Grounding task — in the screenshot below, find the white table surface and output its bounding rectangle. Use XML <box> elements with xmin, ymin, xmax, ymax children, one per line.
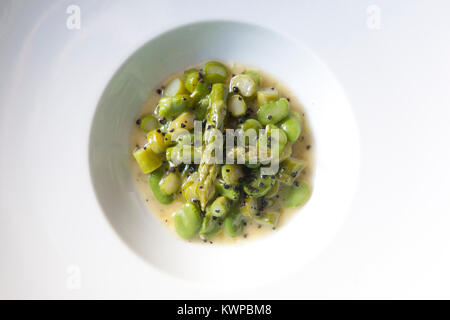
<box><xmin>1</xmin><ymin>0</ymin><xmax>450</xmax><ymax>299</ymax></box>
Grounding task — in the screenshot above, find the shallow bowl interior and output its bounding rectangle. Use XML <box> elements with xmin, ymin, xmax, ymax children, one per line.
<box><xmin>89</xmin><ymin>20</ymin><xmax>360</xmax><ymax>284</ymax></box>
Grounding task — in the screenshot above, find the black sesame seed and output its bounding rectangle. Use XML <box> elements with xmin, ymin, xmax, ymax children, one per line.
<box><xmin>232</xmin><ymin>86</ymin><xmax>239</xmax><ymax>93</ymax></box>
<box><xmin>136</xmin><ymin>119</ymin><xmax>141</xmax><ymax>125</ymax></box>
<box><xmin>238</xmin><ymin>96</ymin><xmax>242</xmax><ymax>101</ymax></box>
<box><xmin>181</xmin><ymin>123</ymin><xmax>186</xmax><ymax>128</ymax></box>
<box><xmin>156</xmin><ymin>89</ymin><xmax>162</xmax><ymax>94</ymax></box>
<box><xmin>306</xmin><ymin>145</ymin><xmax>311</xmax><ymax>150</ymax></box>
<box><xmin>267</xmin><ymin>115</ymin><xmax>273</xmax><ymax>120</ymax></box>
<box><xmin>226</xmin><ymin>169</ymin><xmax>230</xmax><ymax>172</ymax></box>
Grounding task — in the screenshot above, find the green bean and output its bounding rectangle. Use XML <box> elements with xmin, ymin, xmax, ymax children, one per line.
<box><xmin>159</xmin><ymin>172</ymin><xmax>182</xmax><ymax>195</ymax></box>
<box><xmin>174</xmin><ymin>201</ymin><xmax>202</xmax><ymax>239</ymax></box>
<box><xmin>244</xmin><ymin>70</ymin><xmax>262</xmax><ymax>87</ymax></box>
<box><xmin>229</xmin><ymin>74</ymin><xmax>257</xmax><ymax>97</ymax></box>
<box><xmin>283</xmin><ymin>180</ymin><xmax>311</xmax><ymax>208</ymax></box>
<box><xmin>158</xmin><ymin>95</ymin><xmax>191</xmax><ymax>119</ymax></box>
<box><xmin>168</xmin><ymin>112</ymin><xmax>195</xmax><ymax>131</ymax></box>
<box><xmin>257</xmin><ymin>211</ymin><xmax>280</xmax><ymax>228</ymax></box>
<box><xmin>276</xmin><ymin>158</ymin><xmax>307</xmax><ymax>185</ymax></box>
<box><xmin>138</xmin><ymin>115</ymin><xmax>159</xmax><ymax>133</ymax></box>
<box><xmin>184</xmin><ymin>68</ymin><xmax>201</xmax><ymax>93</ymax></box>
<box><xmin>257</xmin><ymin>87</ymin><xmax>278</xmax><ymax>106</ymax></box>
<box><xmin>243</xmin><ymin>172</ymin><xmax>273</xmax><ymax>198</ymax></box>
<box><xmin>146</xmin><ymin>129</ymin><xmax>167</xmax><ymax>154</ymax></box>
<box><xmin>221</xmin><ymin>164</ymin><xmax>244</xmax><ymax>185</ymax></box>
<box><xmin>238</xmin><ymin>118</ymin><xmax>263</xmax><ymax>132</ymax></box>
<box><xmin>148</xmin><ymin>168</ymin><xmax>174</xmax><ymax>204</ymax></box>
<box><xmin>240</xmin><ymin>196</ymin><xmax>258</xmax><ymax>218</ymax></box>
<box><xmin>133</xmin><ymin>146</ymin><xmax>162</xmax><ymax>174</ymax></box>
<box><xmin>224</xmin><ymin>207</ymin><xmax>244</xmax><ymax>237</ymax></box>
<box><xmin>164</xmin><ymin>78</ymin><xmax>187</xmax><ymax>96</ymax></box>
<box><xmin>227</xmin><ymin>94</ymin><xmax>247</xmax><ymax>117</ymax></box>
<box><xmin>257</xmin><ymin>98</ymin><xmax>289</xmax><ymax>125</ymax></box>
<box><xmin>215</xmin><ymin>180</ymin><xmax>239</xmax><ymax>201</ymax></box>
<box><xmin>204</xmin><ymin>61</ymin><xmax>228</xmax><ymax>83</ymax></box>
<box><xmin>190</xmin><ymin>81</ymin><xmax>211</xmax><ymax>105</ymax></box>
<box><xmin>210</xmin><ymin>196</ymin><xmax>231</xmax><ymax>218</ymax></box>
<box><xmin>199</xmin><ymin>209</ymin><xmax>222</xmax><ymax>239</ymax></box>
<box><xmin>279</xmin><ymin>112</ymin><xmax>302</xmax><ymax>142</ymax></box>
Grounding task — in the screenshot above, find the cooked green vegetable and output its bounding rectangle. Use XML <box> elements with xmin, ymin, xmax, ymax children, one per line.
<box><xmin>283</xmin><ymin>180</ymin><xmax>311</xmax><ymax>208</ymax></box>
<box><xmin>221</xmin><ymin>164</ymin><xmax>243</xmax><ymax>185</ymax></box>
<box><xmin>133</xmin><ymin>147</ymin><xmax>162</xmax><ymax>174</ymax></box>
<box><xmin>279</xmin><ymin>113</ymin><xmax>302</xmax><ymax>142</ymax></box>
<box><xmin>148</xmin><ymin>168</ymin><xmax>173</xmax><ymax>204</ymax></box>
<box><xmin>199</xmin><ymin>210</ymin><xmax>222</xmax><ymax>239</ymax></box>
<box><xmin>224</xmin><ymin>207</ymin><xmax>244</xmax><ymax>237</ymax></box>
<box><xmin>215</xmin><ymin>180</ymin><xmax>240</xmax><ymax>201</ymax></box>
<box><xmin>147</xmin><ymin>129</ymin><xmax>167</xmax><ymax>154</ymax></box>
<box><xmin>197</xmin><ymin>83</ymin><xmax>227</xmax><ymax>210</ymax></box>
<box><xmin>168</xmin><ymin>112</ymin><xmax>195</xmax><ymax>131</ymax></box>
<box><xmin>276</xmin><ymin>158</ymin><xmax>307</xmax><ymax>185</ymax></box>
<box><xmin>244</xmin><ymin>70</ymin><xmax>262</xmax><ymax>87</ymax></box>
<box><xmin>164</xmin><ymin>78</ymin><xmax>187</xmax><ymax>96</ymax></box>
<box><xmin>204</xmin><ymin>61</ymin><xmax>228</xmax><ymax>83</ymax></box>
<box><xmin>257</xmin><ymin>87</ymin><xmax>278</xmax><ymax>106</ymax></box>
<box><xmin>210</xmin><ymin>196</ymin><xmax>231</xmax><ymax>218</ymax></box>
<box><xmin>138</xmin><ymin>115</ymin><xmax>159</xmax><ymax>133</ymax></box>
<box><xmin>243</xmin><ymin>172</ymin><xmax>273</xmax><ymax>198</ymax></box>
<box><xmin>257</xmin><ymin>211</ymin><xmax>280</xmax><ymax>228</ymax></box>
<box><xmin>239</xmin><ymin>118</ymin><xmax>263</xmax><ymax>132</ymax></box>
<box><xmin>184</xmin><ymin>68</ymin><xmax>201</xmax><ymax>93</ymax></box>
<box><xmin>240</xmin><ymin>196</ymin><xmax>258</xmax><ymax>218</ymax></box>
<box><xmin>229</xmin><ymin>74</ymin><xmax>257</xmax><ymax>97</ymax></box>
<box><xmin>174</xmin><ymin>201</ymin><xmax>202</xmax><ymax>239</ymax></box>
<box><xmin>228</xmin><ymin>94</ymin><xmax>247</xmax><ymax>117</ymax></box>
<box><xmin>132</xmin><ymin>62</ymin><xmax>312</xmax><ymax>242</ymax></box>
<box><xmin>190</xmin><ymin>81</ymin><xmax>210</xmax><ymax>105</ymax></box>
<box><xmin>159</xmin><ymin>172</ymin><xmax>181</xmax><ymax>195</ymax></box>
<box><xmin>257</xmin><ymin>98</ymin><xmax>289</xmax><ymax>125</ymax></box>
<box><xmin>158</xmin><ymin>95</ymin><xmax>191</xmax><ymax>118</ymax></box>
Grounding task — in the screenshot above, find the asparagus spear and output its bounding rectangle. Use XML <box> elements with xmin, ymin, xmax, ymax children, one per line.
<box><xmin>197</xmin><ymin>83</ymin><xmax>228</xmax><ymax>210</ymax></box>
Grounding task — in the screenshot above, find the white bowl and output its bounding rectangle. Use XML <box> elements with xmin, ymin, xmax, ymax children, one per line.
<box><xmin>89</xmin><ymin>20</ymin><xmax>360</xmax><ymax>285</ymax></box>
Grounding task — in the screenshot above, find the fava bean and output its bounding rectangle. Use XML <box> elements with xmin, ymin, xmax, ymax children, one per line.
<box><xmin>244</xmin><ymin>70</ymin><xmax>262</xmax><ymax>87</ymax></box>
<box><xmin>279</xmin><ymin>113</ymin><xmax>302</xmax><ymax>142</ymax></box>
<box><xmin>257</xmin><ymin>98</ymin><xmax>289</xmax><ymax>125</ymax></box>
<box><xmin>276</xmin><ymin>158</ymin><xmax>307</xmax><ymax>185</ymax></box>
<box><xmin>283</xmin><ymin>180</ymin><xmax>311</xmax><ymax>208</ymax></box>
<box><xmin>221</xmin><ymin>164</ymin><xmax>244</xmax><ymax>185</ymax></box>
<box><xmin>238</xmin><ymin>118</ymin><xmax>263</xmax><ymax>132</ymax></box>
<box><xmin>210</xmin><ymin>196</ymin><xmax>231</xmax><ymax>218</ymax></box>
<box><xmin>257</xmin><ymin>87</ymin><xmax>278</xmax><ymax>106</ymax></box>
<box><xmin>224</xmin><ymin>207</ymin><xmax>244</xmax><ymax>237</ymax></box>
<box><xmin>148</xmin><ymin>168</ymin><xmax>173</xmax><ymax>204</ymax></box>
<box><xmin>159</xmin><ymin>172</ymin><xmax>181</xmax><ymax>195</ymax></box>
<box><xmin>227</xmin><ymin>94</ymin><xmax>247</xmax><ymax>117</ymax></box>
<box><xmin>215</xmin><ymin>180</ymin><xmax>240</xmax><ymax>201</ymax></box>
<box><xmin>174</xmin><ymin>201</ymin><xmax>202</xmax><ymax>239</ymax></box>
<box><xmin>229</xmin><ymin>74</ymin><xmax>257</xmax><ymax>97</ymax></box>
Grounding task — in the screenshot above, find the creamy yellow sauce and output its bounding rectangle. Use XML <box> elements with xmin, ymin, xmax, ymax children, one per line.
<box><xmin>130</xmin><ymin>62</ymin><xmax>315</xmax><ymax>244</ymax></box>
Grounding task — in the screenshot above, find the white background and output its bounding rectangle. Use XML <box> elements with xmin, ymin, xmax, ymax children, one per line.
<box><xmin>1</xmin><ymin>0</ymin><xmax>450</xmax><ymax>299</ymax></box>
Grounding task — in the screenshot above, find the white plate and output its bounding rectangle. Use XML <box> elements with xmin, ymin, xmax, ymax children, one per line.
<box><xmin>1</xmin><ymin>0</ymin><xmax>450</xmax><ymax>299</ymax></box>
